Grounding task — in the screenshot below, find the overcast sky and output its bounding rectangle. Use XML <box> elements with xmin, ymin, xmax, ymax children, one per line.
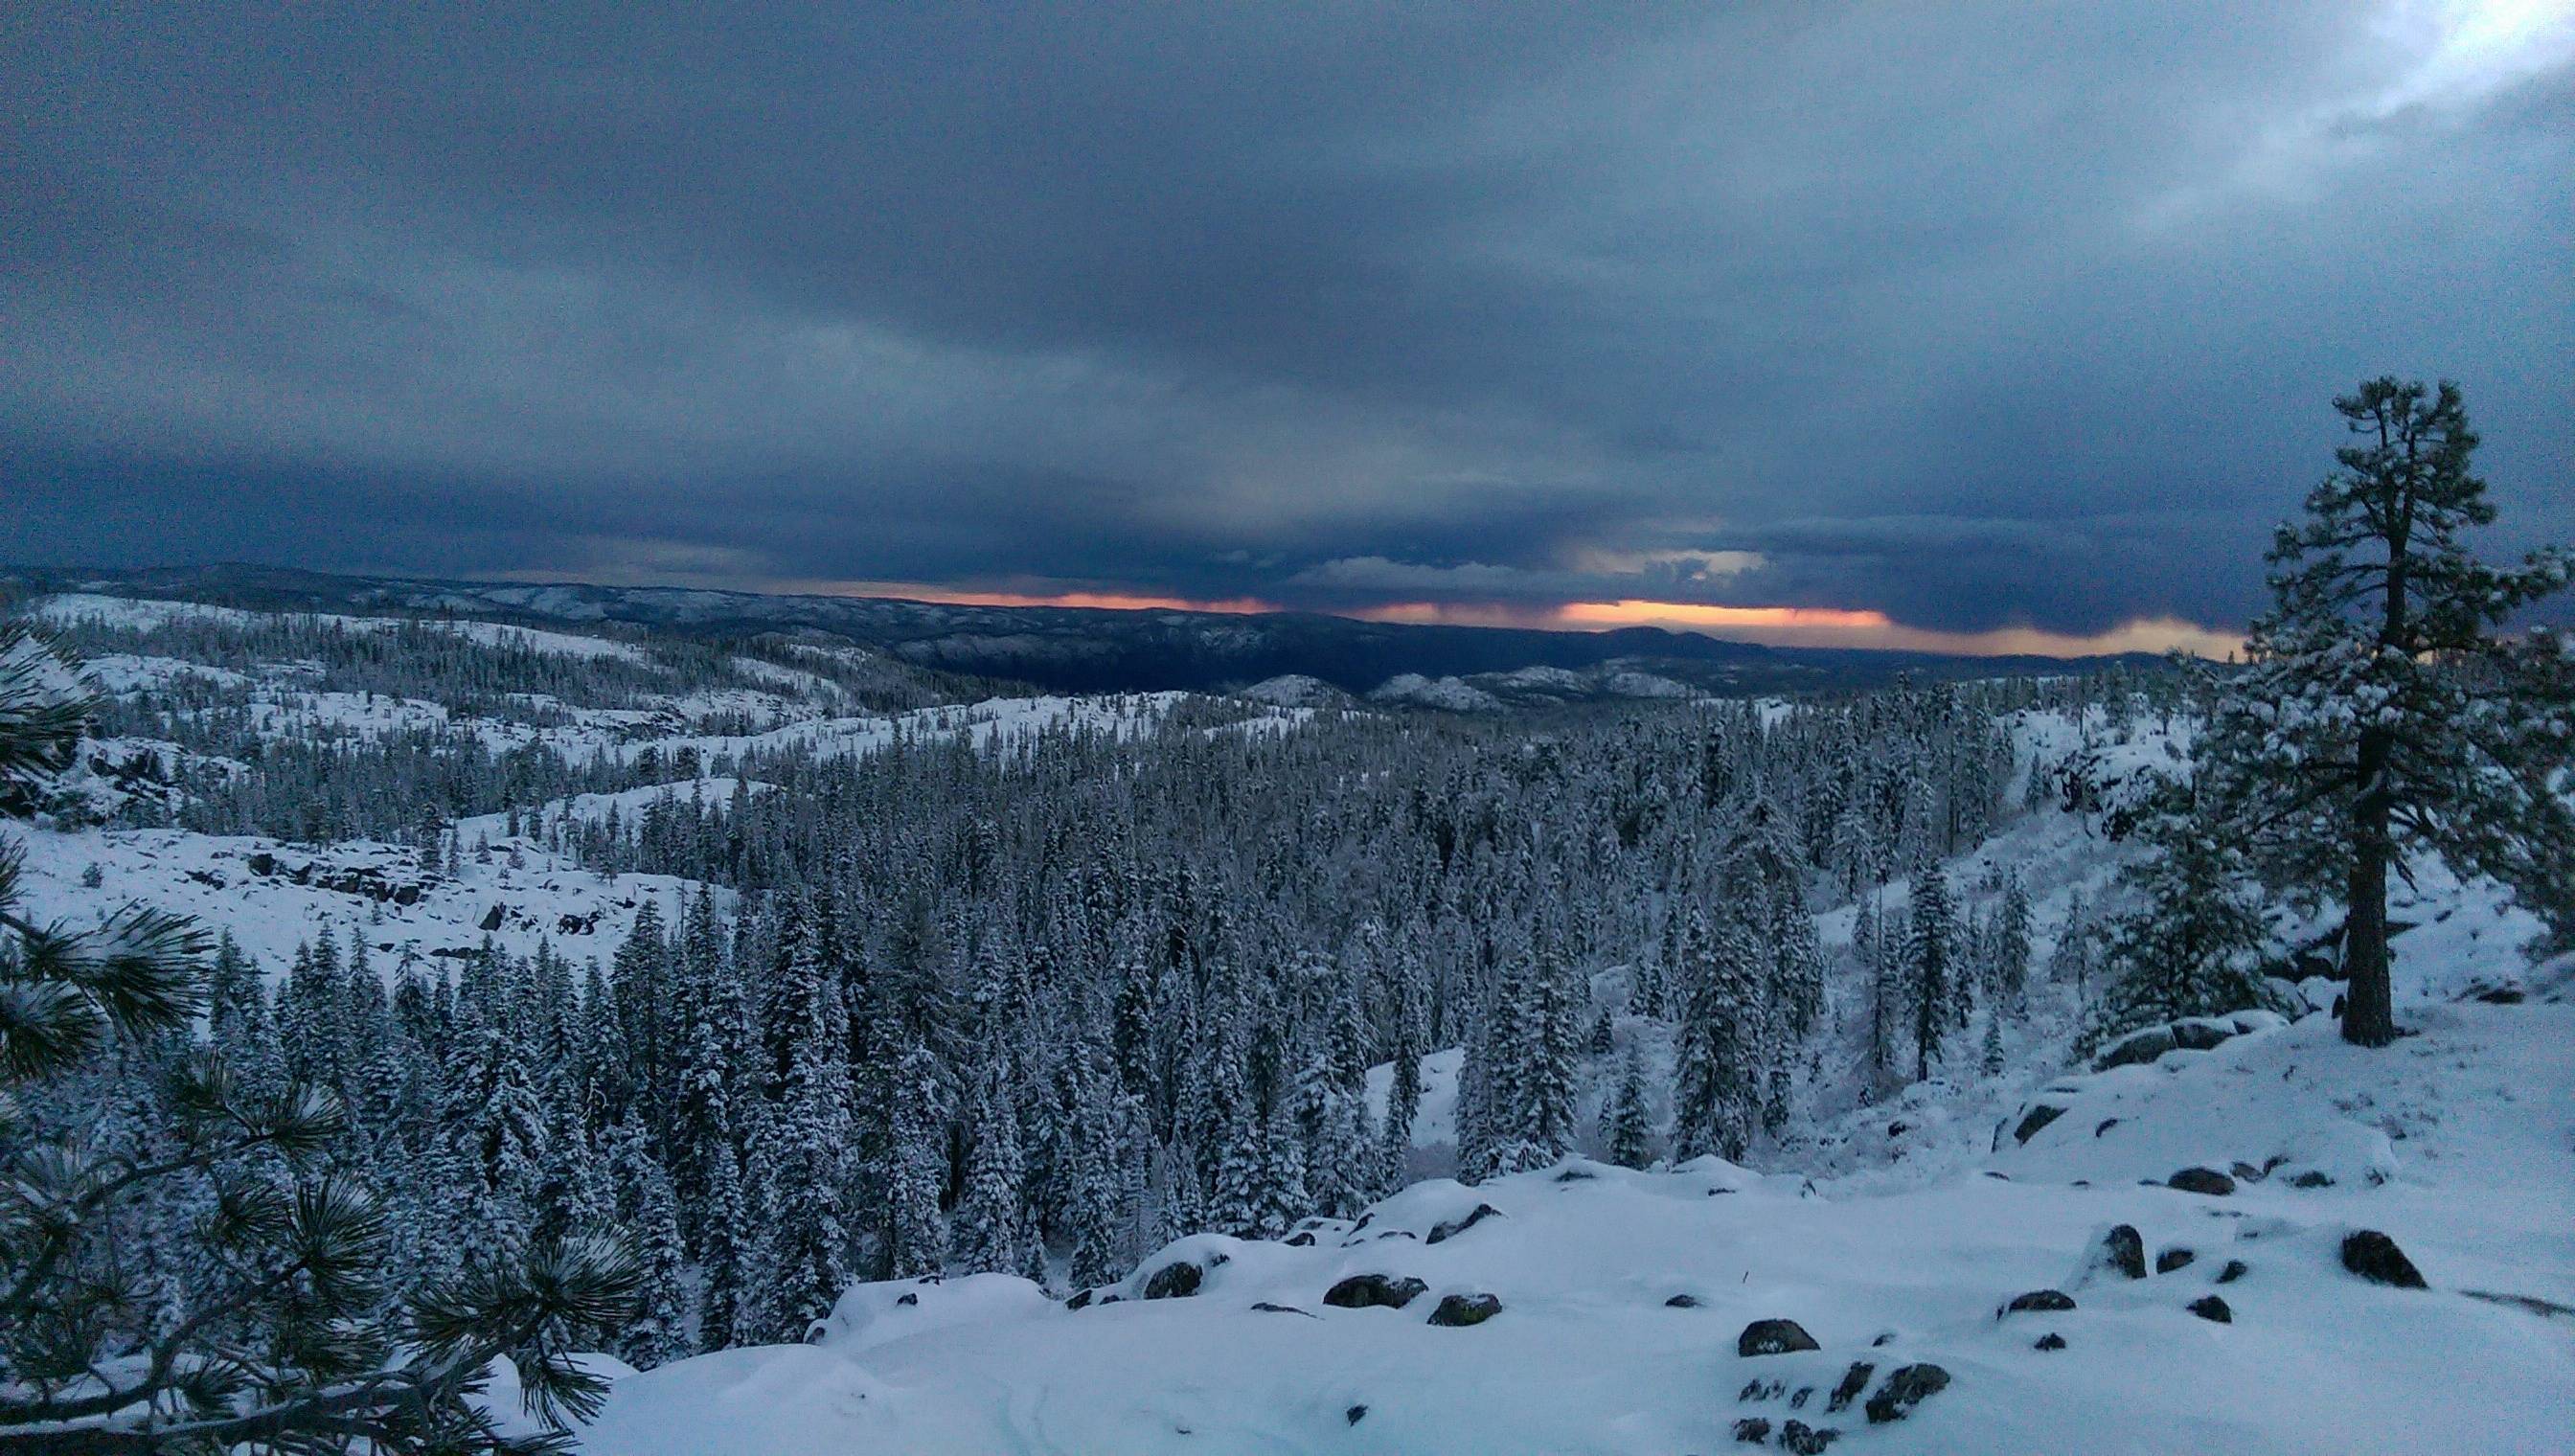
<box><xmin>6</xmin><ymin>1</ymin><xmax>2568</xmax><ymax>651</ymax></box>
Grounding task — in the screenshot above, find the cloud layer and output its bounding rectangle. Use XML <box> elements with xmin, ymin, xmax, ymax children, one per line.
<box><xmin>6</xmin><ymin>2</ymin><xmax>2568</xmax><ymax>648</ymax></box>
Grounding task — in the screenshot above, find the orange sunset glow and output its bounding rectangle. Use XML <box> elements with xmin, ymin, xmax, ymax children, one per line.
<box><xmin>778</xmin><ymin>581</ymin><xmax>2238</xmax><ymax>658</ymax></box>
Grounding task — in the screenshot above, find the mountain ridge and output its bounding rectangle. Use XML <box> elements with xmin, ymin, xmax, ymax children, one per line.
<box><xmin>2</xmin><ymin>562</ymin><xmax>2171</xmax><ymax>700</ymax></box>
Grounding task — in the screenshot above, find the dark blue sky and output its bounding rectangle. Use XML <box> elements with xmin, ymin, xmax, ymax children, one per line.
<box><xmin>6</xmin><ymin>2</ymin><xmax>2568</xmax><ymax>650</ymax></box>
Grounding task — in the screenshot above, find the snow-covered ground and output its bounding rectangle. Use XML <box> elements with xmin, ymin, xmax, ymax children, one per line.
<box><xmin>567</xmin><ymin>703</ymin><xmax>2575</xmax><ymax>1454</ymax></box>
<box><xmin>8</xmin><ymin>826</ymin><xmax>721</xmax><ymax>974</ymax></box>
<box><xmin>580</xmin><ymin>997</ymin><xmax>2573</xmax><ymax>1454</ymax></box>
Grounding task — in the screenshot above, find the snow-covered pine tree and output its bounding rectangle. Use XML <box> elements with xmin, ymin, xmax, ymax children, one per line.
<box><xmin>1991</xmin><ymin>872</ymin><xmax>2033</xmax><ymax>1007</ymax></box>
<box><xmin>1673</xmin><ymin>921</ymin><xmax>1761</xmax><ymax>1162</ymax></box>
<box><xmin>887</xmin><ymin>1039</ymin><xmax>950</xmax><ymax>1278</ymax></box>
<box><xmin>1901</xmin><ymin>854</ymin><xmax>1960</xmax><ymax>1080</ymax></box>
<box><xmin>1602</xmin><ymin>1043</ymin><xmax>1656</xmax><ymax>1169</ymax></box>
<box><xmin>0</xmin><ymin>623</ymin><xmax>639</xmax><ymax>1449</ymax></box>
<box><xmin>740</xmin><ymin>964</ymin><xmax>855</xmax><ymax>1344</ymax></box>
<box><xmin>2082</xmin><ymin>786</ymin><xmax>2269</xmax><ymax>1053</ymax></box>
<box><xmin>951</xmin><ymin>1064</ymin><xmax>1028</xmax><ymax>1275</ymax></box>
<box><xmin>2200</xmin><ymin>378</ymin><xmax>2570</xmax><ymax>1046</ymax></box>
<box><xmin>615</xmin><ymin>1126</ymin><xmax>696</xmax><ymax>1371</ymax></box>
<box><xmin>695</xmin><ymin>1138</ymin><xmax>753</xmax><ymax>1352</ymax></box>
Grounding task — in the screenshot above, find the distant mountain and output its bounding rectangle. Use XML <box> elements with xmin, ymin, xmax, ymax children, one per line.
<box><xmin>3</xmin><ymin>563</ymin><xmax>2165</xmax><ymax>701</ymax></box>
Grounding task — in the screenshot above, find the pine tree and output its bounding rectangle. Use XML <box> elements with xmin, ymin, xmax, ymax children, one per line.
<box><xmin>695</xmin><ymin>1138</ymin><xmax>753</xmax><ymax>1351</ymax></box>
<box><xmin>617</xmin><ymin>1133</ymin><xmax>696</xmax><ymax>1371</ymax></box>
<box><xmin>1673</xmin><ymin>923</ymin><xmax>1760</xmax><ymax>1162</ymax></box>
<box><xmin>1991</xmin><ymin>873</ymin><xmax>2034</xmax><ymax>1007</ymax></box>
<box><xmin>1602</xmin><ymin>1044</ymin><xmax>1656</xmax><ymax>1169</ymax></box>
<box><xmin>2083</xmin><ymin>788</ymin><xmax>2270</xmax><ymax>1052</ymax></box>
<box><xmin>2202</xmin><ymin>378</ymin><xmax>2570</xmax><ymax>1046</ymax></box>
<box><xmin>1516</xmin><ymin>946</ymin><xmax>1583</xmax><ymax>1171</ymax></box>
<box><xmin>886</xmin><ymin>1040</ymin><xmax>949</xmax><ymax>1278</ymax></box>
<box><xmin>1902</xmin><ymin>855</ymin><xmax>1959</xmax><ymax>1081</ymax></box>
<box><xmin>0</xmin><ymin>625</ymin><xmax>638</xmax><ymax>1449</ymax></box>
<box><xmin>951</xmin><ymin>1066</ymin><xmax>1027</xmax><ymax>1275</ymax></box>
<box><xmin>741</xmin><ymin>968</ymin><xmax>856</xmax><ymax>1344</ymax></box>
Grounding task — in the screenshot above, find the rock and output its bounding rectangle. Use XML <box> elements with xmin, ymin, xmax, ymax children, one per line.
<box><xmin>1063</xmin><ymin>1289</ymin><xmax>1094</xmax><ymax>1310</ymax></box>
<box><xmin>2171</xmin><ymin>1015</ymin><xmax>2236</xmax><ymax>1051</ymax></box>
<box><xmin>2034</xmin><ymin>1332</ymin><xmax>2067</xmax><ymax>1352</ymax></box>
<box><xmin>1345</xmin><ymin>1404</ymin><xmax>1367</xmax><ymax>1426</ymax></box>
<box><xmin>1666</xmin><ymin>1293</ymin><xmax>1702</xmax><ymax>1308</ymax></box>
<box><xmin>2216</xmin><ymin>1260</ymin><xmax>2248</xmax><ymax>1285</ymax></box>
<box><xmin>1864</xmin><ymin>1364</ymin><xmax>1951</xmax><ymax>1424</ymax></box>
<box><xmin>1284</xmin><ymin>1232</ymin><xmax>1315</xmax><ymax>1247</ymax></box>
<box><xmin>1553</xmin><ymin>1166</ymin><xmax>1598</xmax><ymax>1182</ymax></box>
<box><xmin>2155</xmin><ymin>1247</ymin><xmax>2197</xmax><ymax>1274</ymax></box>
<box><xmin>2290</xmin><ymin>1170</ymin><xmax>2336</xmax><ymax>1189</ymax></box>
<box><xmin>1825</xmin><ymin>1362</ymin><xmax>1874</xmax><ymax>1414</ymax></box>
<box><xmin>2187</xmin><ymin>1295</ymin><xmax>2233</xmax><ymax>1324</ymax></box>
<box><xmin>1739</xmin><ymin>1378</ymin><xmax>1785</xmax><ymax>1402</ymax></box>
<box><xmin>1425</xmin><ymin>1203</ymin><xmax>1504</xmax><ymax>1245</ymax></box>
<box><xmin>2230</xmin><ymin>1160</ymin><xmax>2266</xmax><ymax>1184</ymax></box>
<box><xmin>2168</xmin><ymin>1168</ymin><xmax>2237</xmax><ymax>1196</ymax></box>
<box><xmin>1999</xmin><ymin>1289</ymin><xmax>2076</xmax><ymax>1317</ymax></box>
<box><xmin>1427</xmin><ymin>1292</ymin><xmax>1502</xmax><ymax>1327</ymax></box>
<box><xmin>2341</xmin><ymin>1230</ymin><xmax>2427</xmax><ymax>1289</ymax></box>
<box><xmin>1738</xmin><ymin>1318</ymin><xmax>1822</xmax><ymax>1356</ymax></box>
<box><xmin>2094</xmin><ymin>1117</ymin><xmax>2120</xmax><ymax>1137</ymax></box>
<box><xmin>1142</xmin><ymin>1260</ymin><xmax>1203</xmax><ymax>1300</ymax></box>
<box><xmin>1249</xmin><ymin>1302</ymin><xmax>1315</xmax><ymax>1317</ymax></box>
<box><xmin>2011</xmin><ymin>1103</ymin><xmax>2068</xmax><ymax>1144</ymax></box>
<box><xmin>1323</xmin><ymin>1273</ymin><xmax>1428</xmax><ymax>1310</ymax></box>
<box><xmin>478</xmin><ymin>903</ymin><xmax>506</xmax><ymax>932</ymax></box>
<box><xmin>2083</xmin><ymin>1224</ymin><xmax>2149</xmax><ymax>1282</ymax></box>
<box><xmin>1733</xmin><ymin>1417</ymin><xmax>1772</xmax><ymax>1444</ymax></box>
<box><xmin>1780</xmin><ymin>1419</ymin><xmax>1840</xmax><ymax>1453</ymax></box>
<box><xmin>894</xmin><ymin>1291</ymin><xmax>917</xmax><ymax>1307</ymax></box>
<box><xmin>1789</xmin><ymin>1386</ymin><xmax>1813</xmax><ymax>1409</ymax></box>
<box><xmin>1870</xmin><ymin>1331</ymin><xmax>1898</xmax><ymax>1347</ymax></box>
<box><xmin>2095</xmin><ymin>1024</ymin><xmax>2178</xmax><ymax>1070</ymax></box>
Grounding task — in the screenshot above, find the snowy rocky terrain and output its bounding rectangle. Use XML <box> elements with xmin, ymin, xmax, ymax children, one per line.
<box><xmin>562</xmin><ymin>717</ymin><xmax>2574</xmax><ymax>1454</ymax></box>
<box><xmin>583</xmin><ymin>991</ymin><xmax>2573</xmax><ymax>1454</ymax></box>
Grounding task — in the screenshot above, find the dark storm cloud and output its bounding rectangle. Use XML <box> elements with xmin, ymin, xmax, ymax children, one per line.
<box><xmin>4</xmin><ymin>1</ymin><xmax>2568</xmax><ymax>639</ymax></box>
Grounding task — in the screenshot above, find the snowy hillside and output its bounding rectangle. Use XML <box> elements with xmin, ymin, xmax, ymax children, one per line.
<box><xmin>560</xmin><ymin>702</ymin><xmax>2574</xmax><ymax>1454</ymax></box>
<box><xmin>581</xmin><ymin>995</ymin><xmax>2574</xmax><ymax>1454</ymax></box>
<box><xmin>6</xmin><ymin>593</ymin><xmax>1312</xmax><ymax>980</ymax></box>
<box><xmin>9</xmin><ymin>598</ymin><xmax>2565</xmax><ymax>1456</ymax></box>
<box><xmin>9</xmin><ymin>825</ymin><xmax>720</xmax><ymax>972</ymax></box>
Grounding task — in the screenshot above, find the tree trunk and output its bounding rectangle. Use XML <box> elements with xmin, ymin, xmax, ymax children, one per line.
<box><xmin>2341</xmin><ymin>727</ymin><xmax>2397</xmax><ymax>1048</ymax></box>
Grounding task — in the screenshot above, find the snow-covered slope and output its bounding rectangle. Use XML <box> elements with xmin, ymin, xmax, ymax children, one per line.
<box><xmin>568</xmin><ymin>703</ymin><xmax>2575</xmax><ymax>1454</ymax></box>
<box><xmin>580</xmin><ymin>997</ymin><xmax>2573</xmax><ymax>1455</ymax></box>
<box><xmin>9</xmin><ymin>826</ymin><xmax>722</xmax><ymax>972</ymax></box>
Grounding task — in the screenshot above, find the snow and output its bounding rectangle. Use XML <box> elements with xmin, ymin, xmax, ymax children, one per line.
<box><xmin>597</xmin><ymin>692</ymin><xmax>1212</xmax><ymax>768</ymax></box>
<box><xmin>1364</xmin><ymin>1046</ymin><xmax>1464</xmax><ymax>1152</ymax></box>
<box><xmin>1600</xmin><ymin>670</ymin><xmax>1693</xmax><ymax>699</ymax></box>
<box><xmin>581</xmin><ymin>998</ymin><xmax>2575</xmax><ymax>1452</ymax></box>
<box><xmin>78</xmin><ymin>653</ymin><xmax>253</xmax><ymax>693</ymax></box>
<box><xmin>569</xmin><ymin>695</ymin><xmax>2575</xmax><ymax>1455</ymax></box>
<box><xmin>33</xmin><ymin>593</ymin><xmax>649</xmax><ymax>664</ymax></box>
<box><xmin>451</xmin><ymin>779</ymin><xmax>771</xmax><ymax>845</ymax></box>
<box><xmin>5</xmin><ymin>824</ymin><xmax>723</xmax><ymax>977</ymax></box>
<box><xmin>1241</xmin><ymin>675</ymin><xmax>1350</xmax><ymax>709</ymax></box>
<box><xmin>1368</xmin><ymin>673</ymin><xmax>1501</xmax><ymax>712</ymax></box>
